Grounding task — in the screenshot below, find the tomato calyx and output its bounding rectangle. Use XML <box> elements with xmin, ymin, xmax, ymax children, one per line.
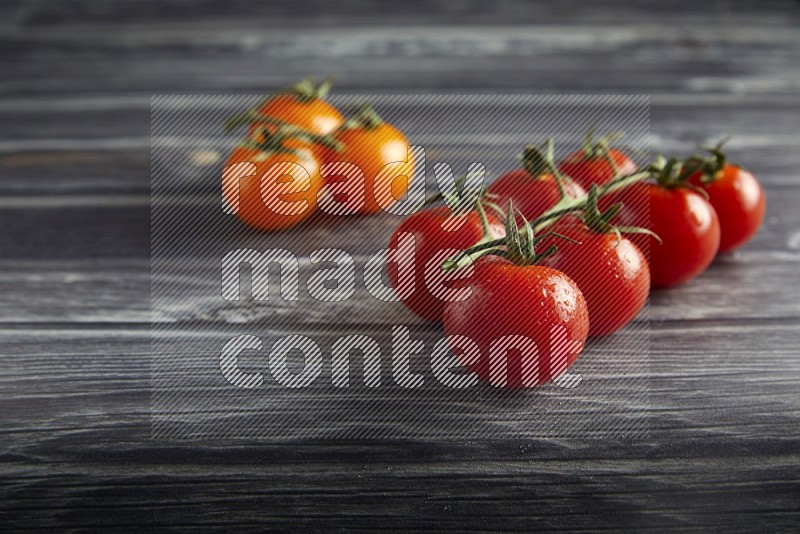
<box><xmin>520</xmin><ymin>143</ymin><xmax>552</xmax><ymax>179</ymax></box>
<box><xmin>579</xmin><ymin>185</ymin><xmax>662</xmax><ymax>245</ymax></box>
<box><xmin>224</xmin><ymin>78</ymin><xmax>336</xmax><ymax>132</ymax></box>
<box><xmin>471</xmin><ymin>198</ymin><xmax>506</xmax><ymax>247</ymax></box>
<box><xmin>280</xmin><ymin>76</ymin><xmax>334</xmax><ymax>103</ymax></box>
<box><xmin>224</xmin><ymin>112</ymin><xmax>344</xmax><ymax>154</ymax></box>
<box><xmin>580</xmin><ymin>121</ymin><xmax>625</xmax><ymax>162</ymax></box>
<box><xmin>449</xmin><ymin>198</ymin><xmax>505</xmax><ymax>249</ymax></box>
<box><xmin>502</xmin><ymin>203</ymin><xmax>574</xmax><ymax>266</ymax></box>
<box><xmin>517</xmin><ymin>138</ymin><xmax>585</xmax><ymax>217</ymax></box>
<box><xmin>520</xmin><ymin>138</ymin><xmax>567</xmax><ymax>189</ymax></box>
<box><xmin>339</xmin><ymin>102</ymin><xmax>385</xmax><ymax>131</ymax></box>
<box><xmin>442</xmin><ymin>202</ymin><xmax>579</xmax><ymax>271</ymax></box>
<box><xmin>684</xmin><ymin>137</ymin><xmax>730</xmax><ymax>184</ymax></box>
<box><xmin>232</xmin><ymin>119</ymin><xmax>342</xmax><ymax>161</ymax></box>
<box><xmin>647</xmin><ymin>155</ymin><xmax>709</xmax><ymax>200</ymax></box>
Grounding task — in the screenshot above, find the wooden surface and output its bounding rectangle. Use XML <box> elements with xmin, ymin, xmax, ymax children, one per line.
<box><xmin>2</xmin><ymin>0</ymin><xmax>800</xmax><ymax>530</ymax></box>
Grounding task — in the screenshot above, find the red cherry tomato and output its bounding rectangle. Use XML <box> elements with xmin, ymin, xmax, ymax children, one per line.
<box><xmin>608</xmin><ymin>182</ymin><xmax>721</xmax><ymax>288</ymax></box>
<box><xmin>488</xmin><ymin>169</ymin><xmax>585</xmax><ymax>222</ymax></box>
<box><xmin>542</xmin><ymin>219</ymin><xmax>650</xmax><ymax>337</ymax></box>
<box><xmin>443</xmin><ymin>256</ymin><xmax>589</xmax><ymax>388</ymax></box>
<box><xmin>487</xmin><ymin>143</ymin><xmax>586</xmax><ymax>222</ymax></box>
<box><xmin>688</xmin><ymin>164</ymin><xmax>765</xmax><ymax>253</ymax></box>
<box><xmin>388</xmin><ymin>206</ymin><xmax>504</xmax><ymax>323</ymax></box>
<box><xmin>558</xmin><ymin>147</ymin><xmax>637</xmax><ymax>189</ymax></box>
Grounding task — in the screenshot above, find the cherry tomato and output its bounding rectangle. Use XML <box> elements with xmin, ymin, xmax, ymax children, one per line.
<box><xmin>322</xmin><ymin>104</ymin><xmax>412</xmax><ymax>214</ymax></box>
<box><xmin>541</xmin><ymin>219</ymin><xmax>650</xmax><ymax>337</ymax></box>
<box><xmin>249</xmin><ymin>78</ymin><xmax>343</xmax><ymax>140</ymax></box>
<box><xmin>222</xmin><ymin>145</ymin><xmax>323</xmax><ymax>232</ymax></box>
<box><xmin>558</xmin><ymin>147</ymin><xmax>637</xmax><ymax>189</ymax></box>
<box><xmin>388</xmin><ymin>205</ymin><xmax>504</xmax><ymax>323</ymax></box>
<box><xmin>608</xmin><ymin>182</ymin><xmax>720</xmax><ymax>288</ymax></box>
<box><xmin>688</xmin><ymin>163</ymin><xmax>765</xmax><ymax>253</ymax></box>
<box><xmin>488</xmin><ymin>144</ymin><xmax>585</xmax><ymax>222</ymax></box>
<box><xmin>488</xmin><ymin>170</ymin><xmax>585</xmax><ymax>222</ymax></box>
<box><xmin>443</xmin><ymin>256</ymin><xmax>589</xmax><ymax>388</ymax></box>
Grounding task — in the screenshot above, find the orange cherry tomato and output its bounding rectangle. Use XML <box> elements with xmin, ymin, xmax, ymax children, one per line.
<box><xmin>322</xmin><ymin>104</ymin><xmax>413</xmax><ymax>215</ymax></box>
<box><xmin>222</xmin><ymin>145</ymin><xmax>323</xmax><ymax>232</ymax></box>
<box><xmin>252</xmin><ymin>93</ymin><xmax>342</xmax><ymax>137</ymax></box>
<box><xmin>237</xmin><ymin>78</ymin><xmax>344</xmax><ymax>154</ymax></box>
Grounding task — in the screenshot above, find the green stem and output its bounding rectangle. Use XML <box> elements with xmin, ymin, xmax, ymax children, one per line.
<box><xmin>227</xmin><ymin>116</ymin><xmax>344</xmax><ymax>160</ymax></box>
<box><xmin>601</xmin><ymin>148</ymin><xmax>621</xmax><ymax>176</ymax></box>
<box><xmin>475</xmin><ymin>198</ymin><xmax>493</xmax><ymax>238</ymax></box>
<box><xmin>224</xmin><ymin>111</ymin><xmax>287</xmax><ymax>132</ymax></box>
<box><xmin>527</xmin><ymin>168</ymin><xmax>649</xmax><ymax>232</ymax></box>
<box><xmin>520</xmin><ymin>138</ymin><xmax>572</xmax><ymax>201</ymax></box>
<box><xmin>341</xmin><ymin>102</ymin><xmax>384</xmax><ymax>131</ymax></box>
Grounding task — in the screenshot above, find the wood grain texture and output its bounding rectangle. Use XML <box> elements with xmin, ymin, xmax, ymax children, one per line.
<box><xmin>1</xmin><ymin>323</ymin><xmax>798</xmax><ymax>529</ymax></box>
<box><xmin>2</xmin><ymin>0</ymin><xmax>800</xmax><ymax>530</ymax></box>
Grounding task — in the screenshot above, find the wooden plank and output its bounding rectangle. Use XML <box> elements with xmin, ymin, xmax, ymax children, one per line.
<box><xmin>3</xmin><ymin>52</ymin><xmax>800</xmax><ymax>97</ymax></box>
<box><xmin>0</xmin><ymin>202</ymin><xmax>150</xmax><ymax>258</ymax></box>
<box><xmin>2</xmin><ymin>17</ymin><xmax>800</xmax><ymax>96</ymax></box>
<box><xmin>2</xmin><ymin>0</ymin><xmax>800</xmax><ymax>528</ymax></box>
<box><xmin>0</xmin><ymin>324</ymin><xmax>798</xmax><ymax>529</ymax></box>
<box><xmin>11</xmin><ymin>0</ymin><xmax>800</xmax><ymax>28</ymax></box>
<box><xmin>0</xmin><ymin>181</ymin><xmax>795</xmax><ymax>259</ymax></box>
<box><xmin>1</xmin><ymin>99</ymin><xmax>799</xmax><ymax>199</ymax></box>
<box><xmin>0</xmin><ymin>254</ymin><xmax>798</xmax><ymax>327</ymax></box>
<box><xmin>0</xmin><ymin>188</ymin><xmax>798</xmax><ymax>321</ymax></box>
<box><xmin>0</xmin><ymin>254</ymin><xmax>797</xmax><ymax>329</ymax></box>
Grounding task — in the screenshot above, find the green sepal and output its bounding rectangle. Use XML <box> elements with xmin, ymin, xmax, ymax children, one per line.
<box><xmin>577</xmin><ymin>184</ymin><xmax>663</xmax><ymax>245</ymax></box>
<box><xmin>581</xmin><ymin>118</ymin><xmax>625</xmax><ymax>160</ymax></box>
<box><xmin>340</xmin><ymin>102</ymin><xmax>384</xmax><ymax>131</ymax></box>
<box><xmin>684</xmin><ymin>137</ymin><xmax>731</xmax><ymax>184</ymax></box>
<box><xmin>280</xmin><ymin>77</ymin><xmax>334</xmax><ymax>103</ymax></box>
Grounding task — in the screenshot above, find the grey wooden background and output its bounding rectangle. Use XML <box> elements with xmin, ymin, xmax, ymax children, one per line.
<box><xmin>2</xmin><ymin>0</ymin><xmax>800</xmax><ymax>530</ymax></box>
